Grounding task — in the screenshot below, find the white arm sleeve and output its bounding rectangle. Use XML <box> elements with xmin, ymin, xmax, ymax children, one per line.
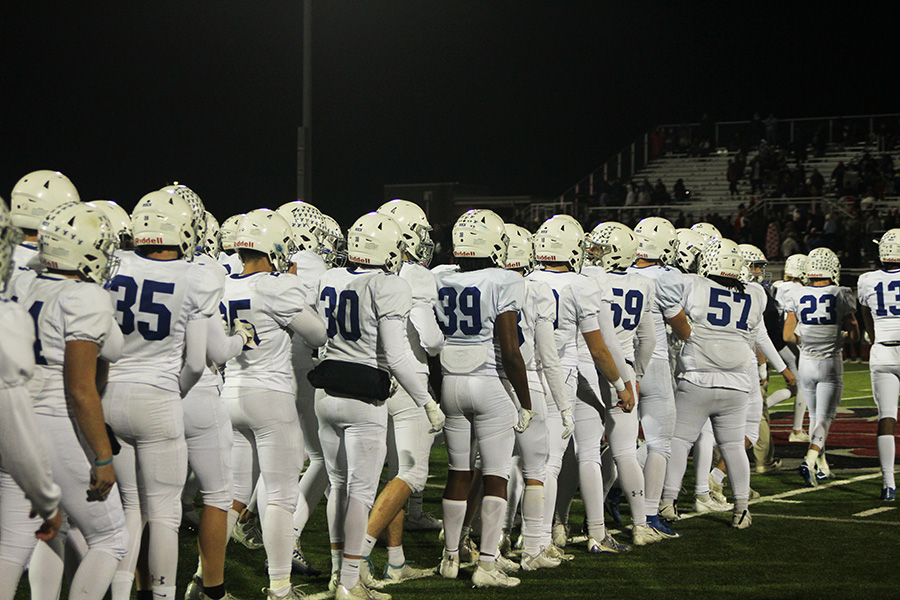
<box><xmin>534</xmin><ymin>319</ymin><xmax>570</xmax><ymax>411</ymax></box>
<box><xmin>379</xmin><ymin>318</ymin><xmax>432</xmax><ymax>407</ymax></box>
<box><xmin>756</xmin><ymin>322</ymin><xmax>787</xmax><ymax>372</ymax></box>
<box><xmin>595</xmin><ymin>301</ymin><xmax>630</xmax><ymax>382</ymax></box>
<box><xmin>288</xmin><ymin>309</ymin><xmax>328</xmax><ymax>349</ymax></box>
<box><xmin>634</xmin><ymin>313</ymin><xmax>656</xmax><ymax>379</ymax></box>
<box><xmin>99</xmin><ymin>319</ymin><xmax>124</xmax><ymax>363</ymax></box>
<box><xmin>206</xmin><ymin>316</ymin><xmax>244</xmax><ymax>365</ymax></box>
<box><xmin>409</xmin><ymin>302</ymin><xmax>444</xmax><ymax>356</ymax></box>
<box><xmin>179</xmin><ymin>317</ymin><xmax>208</xmax><ymax>397</ymax></box>
<box><xmin>0</xmin><ymin>387</ymin><xmax>61</xmax><ymax>520</ymax></box>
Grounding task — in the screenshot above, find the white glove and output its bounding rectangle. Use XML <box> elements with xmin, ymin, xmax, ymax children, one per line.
<box><xmin>233</xmin><ymin>319</ymin><xmax>258</xmax><ymax>350</ymax></box>
<box><xmin>757</xmin><ymin>363</ymin><xmax>768</xmax><ymax>382</ymax></box>
<box><xmin>514</xmin><ymin>407</ymin><xmax>535</xmax><ymax>433</ymax></box>
<box><xmin>424</xmin><ymin>400</ymin><xmax>445</xmax><ymax>433</ymax></box>
<box><xmin>560</xmin><ymin>405</ymin><xmax>574</xmax><ymax>439</ymax></box>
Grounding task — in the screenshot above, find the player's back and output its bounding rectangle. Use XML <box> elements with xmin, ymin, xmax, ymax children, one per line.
<box><xmin>586</xmin><ymin>267</ymin><xmax>655</xmax><ymax>362</ymax></box>
<box><xmin>435</xmin><ymin>266</ymin><xmax>524</xmax><ymax>376</ymax></box>
<box><xmin>0</xmin><ymin>297</ymin><xmax>35</xmax><ymax>390</ymax></box>
<box><xmin>107</xmin><ymin>251</ymin><xmax>219</xmax><ymax>393</ymax></box>
<box><xmin>528</xmin><ymin>268</ymin><xmax>600</xmax><ymax>370</ymax></box>
<box><xmin>784</xmin><ymin>284</ymin><xmax>855</xmax><ymax>359</ymax></box>
<box><xmin>217</xmin><ymin>251</ymin><xmax>243</xmax><ymax>276</ymax></box>
<box><xmin>858</xmin><ymin>268</ymin><xmax>900</xmax><ymax>344</ymax></box>
<box><xmin>626</xmin><ymin>263</ymin><xmax>684</xmax><ymax>362</ymax></box>
<box><xmin>399</xmin><ymin>261</ymin><xmax>440</xmax><ymax>371</ymax></box>
<box><xmin>772</xmin><ymin>279</ymin><xmax>802</xmax><ymax>318</ymax></box>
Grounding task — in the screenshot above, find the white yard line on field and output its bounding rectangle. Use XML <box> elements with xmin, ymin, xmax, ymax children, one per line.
<box><xmin>852</xmin><ymin>506</ymin><xmax>896</xmax><ymax>518</ymax></box>
<box><xmin>753</xmin><ymin>513</ymin><xmax>900</xmax><ymax>526</ymax></box>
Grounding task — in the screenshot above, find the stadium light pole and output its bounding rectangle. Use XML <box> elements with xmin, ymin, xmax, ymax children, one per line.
<box><xmin>297</xmin><ymin>0</ymin><xmax>313</xmax><ymax>202</ymax></box>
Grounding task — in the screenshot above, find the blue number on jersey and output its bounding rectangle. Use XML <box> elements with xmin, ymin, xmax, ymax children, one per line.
<box><xmin>320</xmin><ymin>287</ymin><xmax>361</xmax><ymax>341</ymax></box>
<box><xmin>611</xmin><ymin>288</ymin><xmax>644</xmax><ymax>331</ymax></box>
<box><xmin>798</xmin><ymin>294</ymin><xmax>836</xmax><ymax>325</ymax></box>
<box><xmin>109</xmin><ymin>275</ymin><xmax>175</xmax><ymax>341</ymax></box>
<box><xmin>707</xmin><ymin>288</ymin><xmax>751</xmax><ymax>330</ymax></box>
<box><xmin>27</xmin><ymin>301</ymin><xmax>48</xmax><ymax>365</ymax></box>
<box><xmin>551</xmin><ymin>289</ymin><xmax>560</xmax><ymax>330</ymax></box>
<box><xmin>874</xmin><ymin>280</ymin><xmax>900</xmax><ymax>317</ymax></box>
<box><xmin>220</xmin><ymin>299</ymin><xmax>261</xmax><ymax>350</ymax></box>
<box><xmin>438</xmin><ymin>286</ymin><xmax>483</xmax><ymax>335</ymax></box>
<box><xmin>516</xmin><ymin>312</ymin><xmax>525</xmax><ymax>346</ymax></box>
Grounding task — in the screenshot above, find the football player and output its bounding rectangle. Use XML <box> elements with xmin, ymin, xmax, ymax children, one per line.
<box><xmin>771</xmin><ymin>254</ymin><xmax>810</xmax><ymax>442</ymax></box>
<box><xmin>85</xmin><ymin>201</ymin><xmax>134</xmax><ymax>250</ymax></box>
<box><xmin>217</xmin><ymin>214</ymin><xmax>245</xmax><ymax>275</ymax></box>
<box><xmin>783</xmin><ymin>248</ymin><xmax>858</xmax><ymax>487</ymax></box>
<box><xmin>854</xmin><ymin>231</ymin><xmax>899</xmax><ymax>500</ymax></box>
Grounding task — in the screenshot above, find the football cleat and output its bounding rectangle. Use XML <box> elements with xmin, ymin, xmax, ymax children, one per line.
<box><xmin>544</xmin><ymin>544</ymin><xmax>574</xmax><ymax>561</ymax></box>
<box><xmin>291</xmin><ymin>542</ymin><xmax>321</xmax><ymax>577</ymax></box>
<box><xmin>359</xmin><ymin>556</ymin><xmax>384</xmax><ymax>589</ymax></box>
<box><xmin>605</xmin><ymin>486</ymin><xmax>624</xmax><ymax>523</ymax></box>
<box><xmin>647</xmin><ymin>515</ymin><xmax>681</xmax><ymax>539</ymax></box>
<box><xmin>815</xmin><ymin>453</ymin><xmax>832</xmax><ymax>481</ymax></box>
<box><xmin>881</xmin><ymin>487</ymin><xmax>896</xmax><ymax>501</ymax></box>
<box><xmin>264</xmin><ymin>584</ymin><xmax>308</xmax><ymax>599</ymax></box>
<box><xmin>749</xmin><ymin>488</ymin><xmax>761</xmax><ymax>500</ymax></box>
<box><xmin>788</xmin><ymin>431</ymin><xmax>811</xmax><ymax>443</ymax></box>
<box><xmin>521</xmin><ymin>550</ymin><xmax>561</xmax><ymax>571</ymax></box>
<box><xmin>587</xmin><ymin>532</ymin><xmax>632</xmax><ymax>554</ymax></box>
<box><xmin>552</xmin><ymin>522</ymin><xmax>569</xmax><ymax>547</ymax></box>
<box><xmin>659</xmin><ymin>502</ymin><xmax>679</xmax><ymax>522</ymax></box>
<box><xmin>458</xmin><ymin>533</ymin><xmax>479</xmax><ymax>563</ymax></box>
<box><xmin>632</xmin><ymin>524</ymin><xmax>663</xmax><ymax>546</ymax></box>
<box><xmin>184</xmin><ymin>574</ymin><xmax>202</xmax><ymax>600</ymax></box>
<box><xmin>328</xmin><ymin>572</ymin><xmax>341</xmax><ymax>593</ymax></box>
<box><xmin>231</xmin><ymin>514</ymin><xmax>264</xmax><ymax>550</ymax></box>
<box><xmin>799</xmin><ymin>461</ymin><xmax>817</xmax><ymax>487</ymax></box>
<box><xmin>731</xmin><ymin>509</ymin><xmax>752</xmax><ymax>530</ymax></box>
<box><xmin>472</xmin><ymin>562</ymin><xmax>520</xmax><ymax>588</ymax></box>
<box><xmin>439</xmin><ymin>550</ymin><xmax>459</xmax><ymax>579</ymax></box>
<box><xmin>499</xmin><ymin>529</ymin><xmax>511</xmax><ymax>555</ymax></box>
<box><xmin>695</xmin><ymin>493</ymin><xmax>733</xmax><ymax>514</ymax></box>
<box><xmin>496</xmin><ymin>554</ymin><xmax>521</xmax><ymax>573</ymax></box>
<box><xmin>336</xmin><ymin>583</ymin><xmax>391</xmax><ymax>600</ymax></box>
<box><xmin>755</xmin><ymin>458</ymin><xmax>783</xmax><ymax>474</ymax></box>
<box><xmin>383</xmin><ymin>561</ymin><xmax>432</xmax><ymax>582</ymax></box>
<box><xmin>405</xmin><ymin>511</ymin><xmax>443</xmax><ymax>531</ymax></box>
<box><xmin>709</xmin><ymin>473</ymin><xmax>726</xmax><ymax>498</ymax></box>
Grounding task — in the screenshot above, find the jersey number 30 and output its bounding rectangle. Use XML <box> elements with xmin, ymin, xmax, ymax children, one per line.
<box><xmin>320</xmin><ymin>287</ymin><xmax>361</xmax><ymax>341</ymax></box>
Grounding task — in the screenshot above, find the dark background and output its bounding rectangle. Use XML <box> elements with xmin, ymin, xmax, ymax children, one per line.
<box><xmin>1</xmin><ymin>2</ymin><xmax>892</xmax><ymax>225</ymax></box>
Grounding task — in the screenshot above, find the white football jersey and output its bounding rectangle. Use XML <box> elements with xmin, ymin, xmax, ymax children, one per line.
<box><xmin>584</xmin><ymin>266</ymin><xmax>655</xmax><ymax>364</ymax></box>
<box><xmin>626</xmin><ymin>264</ymin><xmax>685</xmax><ymax>361</ymax></box>
<box><xmin>8</xmin><ymin>242</ymin><xmax>39</xmax><ymax>300</ymax></box>
<box><xmin>434</xmin><ymin>266</ymin><xmax>525</xmax><ymax>376</ymax></box>
<box><xmin>291</xmin><ymin>250</ymin><xmax>328</xmax><ymax>303</ymax></box>
<box><xmin>193</xmin><ymin>254</ymin><xmax>229</xmax><ymax>390</ymax></box>
<box><xmin>315</xmin><ymin>267</ymin><xmax>412</xmax><ymax>369</ymax></box>
<box><xmin>772</xmin><ymin>279</ymin><xmax>803</xmax><ymax>318</ymax></box>
<box><xmin>679</xmin><ymin>275</ymin><xmax>765</xmax><ymax>392</ymax></box>
<box><xmin>400</xmin><ymin>261</ymin><xmax>440</xmax><ymax>373</ymax></box>
<box><xmin>18</xmin><ymin>275</ymin><xmax>116</xmax><ymax>417</ymax></box>
<box><xmin>783</xmin><ymin>284</ymin><xmax>856</xmax><ymax>359</ymax></box>
<box><xmin>107</xmin><ymin>251</ymin><xmax>221</xmax><ymax>393</ymax></box>
<box><xmin>516</xmin><ymin>278</ymin><xmax>557</xmax><ymax>372</ymax></box>
<box><xmin>217</xmin><ymin>251</ymin><xmax>243</xmax><ymax>276</ymax></box>
<box><xmin>527</xmin><ymin>269</ymin><xmax>603</xmax><ymax>371</ymax></box>
<box><xmin>0</xmin><ymin>298</ymin><xmax>35</xmax><ymax>388</ymax></box>
<box><xmin>856</xmin><ymin>268</ymin><xmax>900</xmax><ymax>361</ymax></box>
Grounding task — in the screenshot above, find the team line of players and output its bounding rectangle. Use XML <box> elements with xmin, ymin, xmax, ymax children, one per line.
<box><xmin>0</xmin><ymin>169</ymin><xmax>898</xmax><ymax>600</ymax></box>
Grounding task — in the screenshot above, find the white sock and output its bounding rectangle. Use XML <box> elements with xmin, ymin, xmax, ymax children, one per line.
<box><xmin>361</xmin><ymin>534</ymin><xmax>377</xmax><ymax>559</ymax></box>
<box><xmin>792</xmin><ymin>392</ymin><xmax>807</xmax><ymax>432</ymax></box>
<box><xmin>614</xmin><ymin>455</ymin><xmax>647</xmax><ymax>527</ymax></box>
<box><xmin>711</xmin><ymin>467</ymin><xmax>726</xmax><ymax>486</ymax></box>
<box><xmin>226</xmin><ymin>508</ymin><xmax>241</xmax><ymax>543</ymax></box>
<box><xmin>478</xmin><ymin>496</ymin><xmax>507</xmax><ymax>561</ymax></box>
<box><xmin>642</xmin><ymin>452</ymin><xmax>667</xmax><ymax>514</ymax></box>
<box><xmin>263</xmin><ymin>505</ymin><xmax>295</xmax><ymax>582</ymax></box>
<box><xmin>331</xmin><ymin>549</ymin><xmax>342</xmax><ymax>574</ymax></box>
<box><xmin>69</xmin><ymin>550</ymin><xmax>119</xmax><ymax>600</ymax></box>
<box><xmin>387</xmin><ymin>546</ymin><xmax>405</xmax><ymax>566</ymax></box>
<box><xmin>505</xmin><ymin>463</ymin><xmax>524</xmax><ymax>529</ymax></box>
<box><xmin>521</xmin><ymin>485</ymin><xmax>544</xmax><ymax>556</ymax></box>
<box><xmin>578</xmin><ymin>461</ymin><xmax>606</xmax><ymax>540</ymax></box>
<box><xmin>693</xmin><ymin>432</ymin><xmax>714</xmax><ymax>495</ymax></box>
<box><xmin>804</xmin><ymin>448</ymin><xmax>820</xmax><ymax>467</ymax></box>
<box><xmin>766</xmin><ymin>388</ymin><xmax>792</xmax><ymax>409</ymax></box>
<box><xmin>878</xmin><ymin>435</ymin><xmax>896</xmax><ymax>488</ymax></box>
<box><xmin>340</xmin><ymin>558</ymin><xmax>360</xmax><ymax>590</ymax></box>
<box><xmin>342</xmin><ymin>497</ymin><xmax>370</xmax><ymax>563</ymax></box>
<box><xmin>441</xmin><ymin>499</ymin><xmax>467</xmax><ymax>554</ymax></box>
<box><xmin>541</xmin><ymin>475</ymin><xmax>558</xmax><ymax>548</ymax></box>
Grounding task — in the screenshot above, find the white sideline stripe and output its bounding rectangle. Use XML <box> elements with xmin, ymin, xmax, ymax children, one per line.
<box><xmin>767</xmin><ymin>499</ymin><xmax>802</xmax><ymax>504</ymax></box>
<box><xmin>852</xmin><ymin>506</ymin><xmax>896</xmax><ymax>518</ymax></box>
<box><xmin>755</xmin><ymin>513</ymin><xmax>900</xmax><ymax>527</ymax></box>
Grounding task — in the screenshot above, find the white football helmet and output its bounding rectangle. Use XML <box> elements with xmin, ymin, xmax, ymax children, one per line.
<box><xmin>319</xmin><ymin>214</ymin><xmax>347</xmax><ymax>268</ymax></box>
<box><xmin>699</xmin><ymin>238</ymin><xmax>744</xmax><ymax>280</ymax></box>
<box><xmin>534</xmin><ymin>214</ymin><xmax>585</xmax><ymax>272</ymax></box>
<box><xmin>10</xmin><ymin>170</ymin><xmax>80</xmax><ymax>231</ymax></box>
<box><xmin>783</xmin><ymin>253</ymin><xmax>808</xmax><ymax>281</ymax></box>
<box><xmin>504</xmin><ymin>224</ymin><xmax>535</xmax><ymax>273</ymax></box>
<box><xmin>377</xmin><ymin>199</ymin><xmax>434</xmax><ymax>266</ymax></box>
<box><xmin>452</xmin><ymin>209</ymin><xmax>509</xmax><ymax>268</ymax></box>
<box><xmin>675</xmin><ymin>228</ymin><xmax>707</xmax><ymax>273</ymax></box>
<box><xmin>203</xmin><ymin>211</ymin><xmax>220</xmax><ymax>258</ymax></box>
<box><xmin>131</xmin><ymin>189</ymin><xmax>198</xmax><ymax>259</ymax></box>
<box><xmin>86</xmin><ymin>201</ymin><xmax>133</xmax><ymax>248</ymax></box>
<box><xmin>219</xmin><ymin>214</ymin><xmax>244</xmax><ymax>252</ymax></box>
<box><xmin>634</xmin><ymin>216</ymin><xmax>678</xmax><ymax>265</ymax></box>
<box><xmin>878</xmin><ymin>229</ymin><xmax>900</xmax><ymax>264</ymax></box>
<box><xmin>690</xmin><ymin>222</ymin><xmax>722</xmax><ymax>242</ymax></box>
<box><xmin>235</xmin><ymin>209</ymin><xmax>297</xmax><ymax>273</ymax></box>
<box><xmin>160</xmin><ymin>184</ymin><xmax>205</xmax><ymax>252</ymax></box>
<box><xmin>0</xmin><ymin>198</ymin><xmax>24</xmax><ymax>293</ymax></box>
<box><xmin>739</xmin><ymin>244</ymin><xmax>768</xmax><ymax>283</ymax></box>
<box><xmin>347</xmin><ymin>212</ymin><xmax>405</xmax><ymax>274</ymax></box>
<box><xmin>38</xmin><ymin>202</ymin><xmax>118</xmax><ymax>285</ymax></box>
<box><xmin>277</xmin><ymin>201</ymin><xmax>324</xmax><ymax>252</ymax></box>
<box><xmin>805</xmin><ymin>247</ymin><xmax>840</xmax><ymax>282</ymax></box>
<box><xmin>586</xmin><ymin>222</ymin><xmax>637</xmax><ymax>272</ymax></box>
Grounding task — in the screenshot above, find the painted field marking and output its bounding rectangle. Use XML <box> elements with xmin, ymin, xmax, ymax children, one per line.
<box><xmin>767</xmin><ymin>499</ymin><xmax>802</xmax><ymax>504</ymax></box>
<box><xmin>755</xmin><ymin>513</ymin><xmax>900</xmax><ymax>527</ymax></box>
<box><xmin>852</xmin><ymin>506</ymin><xmax>896</xmax><ymax>518</ymax></box>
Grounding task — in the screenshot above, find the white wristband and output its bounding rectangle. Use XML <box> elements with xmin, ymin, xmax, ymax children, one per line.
<box><xmin>758</xmin><ymin>364</ymin><xmax>768</xmax><ymax>380</ymax></box>
<box><xmin>612</xmin><ymin>377</ymin><xmax>626</xmax><ymax>393</ymax></box>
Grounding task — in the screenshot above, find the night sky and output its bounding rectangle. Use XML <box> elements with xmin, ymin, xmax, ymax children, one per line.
<box><xmin>1</xmin><ymin>2</ymin><xmax>893</xmax><ymax>226</ymax></box>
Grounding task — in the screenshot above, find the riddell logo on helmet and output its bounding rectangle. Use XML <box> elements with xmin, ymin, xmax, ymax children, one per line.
<box><xmin>351</xmin><ymin>256</ymin><xmax>371</xmax><ymax>264</ymax></box>
<box><xmin>234</xmin><ymin>241</ymin><xmax>255</xmax><ymax>248</ymax></box>
<box><xmin>455</xmin><ymin>251</ymin><xmax>476</xmax><ymax>257</ymax></box>
<box><xmin>535</xmin><ymin>254</ymin><xmax>555</xmax><ymax>261</ymax></box>
<box><xmin>134</xmin><ymin>236</ymin><xmax>163</xmax><ymax>245</ymax></box>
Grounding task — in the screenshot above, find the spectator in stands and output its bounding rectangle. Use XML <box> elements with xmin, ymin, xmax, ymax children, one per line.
<box><xmin>832</xmin><ymin>160</ymin><xmax>846</xmax><ymax>192</ymax></box>
<box><xmin>727</xmin><ymin>159</ymin><xmax>739</xmax><ymax>195</ymax></box>
<box><xmin>652</xmin><ymin>178</ymin><xmax>671</xmax><ymax>204</ymax></box>
<box><xmin>823</xmin><ymin>213</ymin><xmax>840</xmax><ymax>249</ymax></box>
<box><xmin>765</xmin><ymin>218</ymin><xmax>781</xmax><ymax>259</ymax></box>
<box><xmin>651</xmin><ymin>127</ymin><xmax>665</xmax><ymax>158</ymax></box>
<box><xmin>673</xmin><ymin>178</ymin><xmax>687</xmax><ymax>202</ymax></box>
<box><xmin>638</xmin><ymin>178</ymin><xmax>652</xmax><ymax>205</ymax></box>
<box><xmin>806</xmin><ymin>227</ymin><xmax>827</xmax><ymax>250</ymax></box>
<box><xmin>843</xmin><ymin>208</ymin><xmax>863</xmax><ymax>267</ymax></box>
<box><xmin>781</xmin><ymin>228</ymin><xmax>801</xmax><ymax>257</ymax></box>
<box><xmin>750</xmin><ymin>155</ymin><xmax>763</xmax><ymax>194</ymax></box>
<box><xmin>810</xmin><ymin>168</ymin><xmax>825</xmax><ymax>196</ymax></box>
<box><xmin>624</xmin><ymin>181</ymin><xmax>637</xmax><ymax>207</ymax></box>
<box><xmin>765</xmin><ymin>113</ymin><xmax>778</xmax><ymax>144</ymax></box>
